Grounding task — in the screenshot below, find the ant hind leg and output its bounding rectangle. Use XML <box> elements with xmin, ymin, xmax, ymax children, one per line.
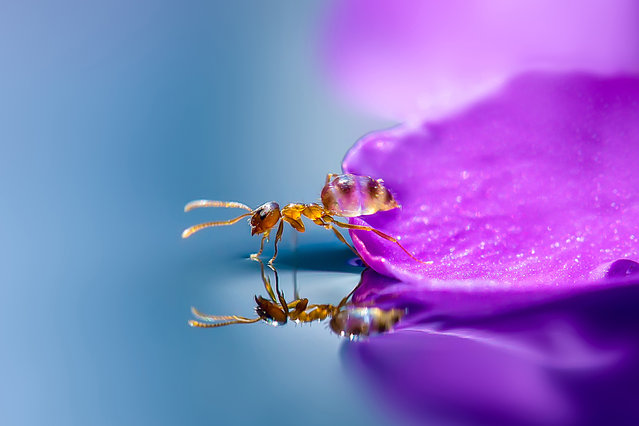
<box><xmin>309</xmin><ymin>216</ymin><xmax>360</xmax><ymax>259</ymax></box>
<box><xmin>329</xmin><ymin>226</ymin><xmax>359</xmax><ymax>257</ymax></box>
<box><xmin>325</xmin><ymin>217</ymin><xmax>432</xmax><ymax>265</ymax></box>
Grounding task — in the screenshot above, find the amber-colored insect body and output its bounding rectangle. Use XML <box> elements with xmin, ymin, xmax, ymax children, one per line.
<box><xmin>188</xmin><ymin>260</ymin><xmax>404</xmax><ymax>339</ymax></box>
<box><xmin>182</xmin><ymin>173</ymin><xmax>428</xmax><ymax>264</ymax></box>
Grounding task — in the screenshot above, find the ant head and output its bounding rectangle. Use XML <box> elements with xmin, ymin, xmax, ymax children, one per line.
<box><xmin>250</xmin><ymin>202</ymin><xmax>282</xmax><ymax>235</ymax></box>
<box><xmin>254</xmin><ymin>295</ymin><xmax>287</xmax><ymax>324</ymax></box>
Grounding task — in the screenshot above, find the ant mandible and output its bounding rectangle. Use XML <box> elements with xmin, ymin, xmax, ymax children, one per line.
<box><xmin>182</xmin><ymin>173</ymin><xmax>428</xmax><ymax>264</ymax></box>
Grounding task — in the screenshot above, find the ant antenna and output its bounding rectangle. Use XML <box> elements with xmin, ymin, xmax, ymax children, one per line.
<box><xmin>182</xmin><ymin>212</ymin><xmax>252</xmax><ymax>239</ymax></box>
<box><xmin>189</xmin><ymin>307</ymin><xmax>261</xmax><ymax>328</ymax></box>
<box><xmin>184</xmin><ymin>200</ymin><xmax>252</xmax><ymax>212</ymax></box>
<box><xmin>189</xmin><ymin>318</ymin><xmax>260</xmax><ymax>328</ymax></box>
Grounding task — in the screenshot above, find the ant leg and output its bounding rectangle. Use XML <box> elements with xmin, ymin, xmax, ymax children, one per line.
<box><xmin>250</xmin><ymin>230</ymin><xmax>271</xmax><ymax>259</ymax></box>
<box><xmin>268</xmin><ymin>220</ymin><xmax>285</xmax><ymax>264</ymax></box>
<box><xmin>251</xmin><ymin>257</ymin><xmax>278</xmax><ymax>302</ymax></box>
<box><xmin>336</xmin><ymin>276</ymin><xmax>364</xmax><ymax>309</ymax></box>
<box><xmin>329</xmin><ymin>227</ymin><xmax>359</xmax><ymax>257</ymax></box>
<box><xmin>265</xmin><ymin>261</ymin><xmax>289</xmax><ymax>320</ymax></box>
<box><xmin>293</xmin><ymin>264</ymin><xmax>300</xmax><ymax>301</ymax></box>
<box><xmin>310</xmin><ymin>216</ymin><xmax>360</xmax><ymax>257</ymax></box>
<box><xmin>325</xmin><ymin>217</ymin><xmax>432</xmax><ymax>264</ymax></box>
<box><xmin>267</xmin><ymin>261</ymin><xmax>288</xmax><ymax>312</ymax></box>
<box><xmin>182</xmin><ymin>212</ymin><xmax>252</xmax><ymax>239</ymax></box>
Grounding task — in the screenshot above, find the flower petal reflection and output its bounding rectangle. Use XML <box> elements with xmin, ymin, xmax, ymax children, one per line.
<box><xmin>344</xmin><ymin>267</ymin><xmax>639</xmax><ymax>426</ymax></box>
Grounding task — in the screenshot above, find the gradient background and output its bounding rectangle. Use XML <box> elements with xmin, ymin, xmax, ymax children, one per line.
<box><xmin>0</xmin><ymin>2</ymin><xmax>398</xmax><ymax>425</ymax></box>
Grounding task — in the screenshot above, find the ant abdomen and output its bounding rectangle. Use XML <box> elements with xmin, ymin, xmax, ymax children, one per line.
<box><xmin>329</xmin><ymin>307</ymin><xmax>404</xmax><ymax>338</ymax></box>
<box><xmin>321</xmin><ymin>174</ymin><xmax>399</xmax><ymax>218</ymax></box>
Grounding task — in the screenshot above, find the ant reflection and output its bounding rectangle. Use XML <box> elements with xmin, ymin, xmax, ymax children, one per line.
<box><xmin>189</xmin><ymin>259</ymin><xmax>404</xmax><ymax>339</ymax></box>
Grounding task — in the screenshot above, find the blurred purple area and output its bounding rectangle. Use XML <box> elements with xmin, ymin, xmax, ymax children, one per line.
<box><xmin>324</xmin><ymin>0</ymin><xmax>639</xmax><ymax>121</ymax></box>
<box><xmin>346</xmin><ymin>266</ymin><xmax>639</xmax><ymax>426</ymax></box>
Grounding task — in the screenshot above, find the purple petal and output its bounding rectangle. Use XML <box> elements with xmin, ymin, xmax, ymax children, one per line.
<box><xmin>323</xmin><ymin>0</ymin><xmax>639</xmax><ymax>121</ymax></box>
<box><xmin>343</xmin><ymin>73</ymin><xmax>639</xmax><ymax>285</ymax></box>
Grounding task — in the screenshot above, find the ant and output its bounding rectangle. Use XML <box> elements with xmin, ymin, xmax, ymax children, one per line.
<box><xmin>182</xmin><ymin>173</ymin><xmax>429</xmax><ymax>265</ymax></box>
<box><xmin>188</xmin><ymin>259</ymin><xmax>404</xmax><ymax>339</ymax></box>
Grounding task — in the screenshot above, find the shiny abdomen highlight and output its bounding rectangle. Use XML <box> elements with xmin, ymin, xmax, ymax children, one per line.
<box><xmin>320</xmin><ymin>174</ymin><xmax>399</xmax><ymax>217</ymax></box>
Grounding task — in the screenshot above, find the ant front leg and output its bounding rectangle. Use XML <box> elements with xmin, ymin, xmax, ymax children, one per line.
<box><xmin>250</xmin><ymin>230</ymin><xmax>271</xmax><ymax>260</ymax></box>
<box><xmin>269</xmin><ymin>220</ymin><xmax>285</xmax><ymax>264</ymax></box>
<box><xmin>252</xmin><ymin>257</ymin><xmax>278</xmax><ymax>302</ymax></box>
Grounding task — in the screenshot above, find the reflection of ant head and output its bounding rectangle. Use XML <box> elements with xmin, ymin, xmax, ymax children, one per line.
<box><xmin>254</xmin><ymin>295</ymin><xmax>287</xmax><ymax>324</ymax></box>
<box><xmin>329</xmin><ymin>307</ymin><xmax>404</xmax><ymax>338</ymax></box>
<box><xmin>250</xmin><ymin>202</ymin><xmax>281</xmax><ymax>235</ymax></box>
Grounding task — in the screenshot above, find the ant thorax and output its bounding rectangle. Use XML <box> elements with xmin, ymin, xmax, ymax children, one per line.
<box><xmin>321</xmin><ymin>174</ymin><xmax>400</xmax><ymax>218</ymax></box>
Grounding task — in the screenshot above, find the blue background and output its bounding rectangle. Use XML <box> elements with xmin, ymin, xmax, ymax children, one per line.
<box><xmin>0</xmin><ymin>2</ymin><xmax>397</xmax><ymax>425</ymax></box>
